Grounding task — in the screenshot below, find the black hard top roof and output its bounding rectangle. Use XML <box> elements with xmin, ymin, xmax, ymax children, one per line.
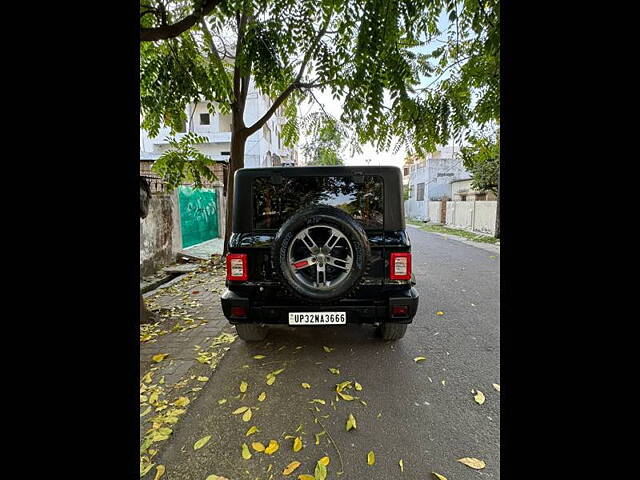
<box><xmin>232</xmin><ymin>165</ymin><xmax>405</xmax><ymax>232</ymax></box>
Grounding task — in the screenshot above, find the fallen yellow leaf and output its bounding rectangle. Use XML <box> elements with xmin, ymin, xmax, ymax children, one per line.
<box><xmin>266</xmin><ymin>376</ymin><xmax>276</xmax><ymax>386</ymax></box>
<box><xmin>346</xmin><ymin>413</ymin><xmax>357</xmax><ymax>431</ymax></box>
<box><xmin>301</xmin><ymin>383</ymin><xmax>311</xmax><ymax>389</ymax></box>
<box><xmin>258</xmin><ymin>391</ymin><xmax>266</xmax><ymax>402</ymax></box>
<box><xmin>298</xmin><ymin>475</ymin><xmax>315</xmax><ymax>480</ymax></box>
<box><xmin>253</xmin><ymin>355</ymin><xmax>266</xmax><ymax>359</ymax></box>
<box><xmin>242</xmin><ymin>408</ymin><xmax>252</xmax><ymax>422</ymax></box>
<box><xmin>205</xmin><ymin>475</ymin><xmax>229</xmax><ymax>480</ymax></box>
<box><xmin>399</xmin><ymin>459</ymin><xmax>404</xmax><ymax>472</ymax></box>
<box><xmin>153</xmin><ymin>465</ymin><xmax>165</xmax><ymax>480</ymax></box>
<box><xmin>197</xmin><ymin>376</ymin><xmax>209</xmax><ymax>382</ymax></box>
<box><xmin>493</xmin><ymin>383</ymin><xmax>500</xmax><ymax>392</ymax></box>
<box><xmin>367</xmin><ymin>450</ymin><xmax>375</xmax><ymax>466</ymax></box>
<box><xmin>436</xmin><ymin>311</ymin><xmax>444</xmax><ymax>316</ymax></box>
<box><xmin>432</xmin><ymin>473</ymin><xmax>448</xmax><ymax>480</ymax></box>
<box><xmin>293</xmin><ymin>436</ymin><xmax>303</xmax><ymax>452</ymax></box>
<box><xmin>355</xmin><ymin>382</ymin><xmax>363</xmax><ymax>391</ymax></box>
<box><xmin>323</xmin><ymin>346</ymin><xmax>334</xmax><ymax>352</ymax></box>
<box><xmin>328</xmin><ymin>368</ymin><xmax>340</xmax><ymax>375</ymax></box>
<box><xmin>338</xmin><ymin>392</ymin><xmax>355</xmax><ymax>401</ymax></box>
<box><xmin>152</xmin><ymin>353</ymin><xmax>168</xmax><ymax>362</ymax></box>
<box><xmin>240</xmin><ymin>381</ymin><xmax>248</xmax><ymax>393</ymax></box>
<box><xmin>194</xmin><ymin>435</ymin><xmax>211</xmax><ymax>450</ymax></box>
<box><xmin>414</xmin><ymin>356</ymin><xmax>427</xmax><ymax>362</ymax></box>
<box><xmin>232</xmin><ymin>406</ymin><xmax>249</xmax><ymax>414</ymax></box>
<box><xmin>318</xmin><ymin>456</ymin><xmax>330</xmax><ymax>466</ymax></box>
<box><xmin>310</xmin><ymin>399</ymin><xmax>326</xmax><ymax>405</ymax></box>
<box><xmin>472</xmin><ymin>389</ymin><xmax>486</xmax><ymax>405</ymax></box>
<box><xmin>283</xmin><ymin>461</ymin><xmax>301</xmax><ymax>475</ymax></box>
<box><xmin>245</xmin><ymin>426</ymin><xmax>259</xmax><ymax>436</ymax></box>
<box><xmin>241</xmin><ymin>443</ymin><xmax>252</xmax><ymax>460</ymax></box>
<box><xmin>264</xmin><ymin>439</ymin><xmax>279</xmax><ymax>455</ymax></box>
<box><xmin>174</xmin><ymin>397</ymin><xmax>190</xmax><ymax>407</ymax></box>
<box><xmin>458</xmin><ymin>457</ymin><xmax>486</xmax><ymax>469</ymax></box>
<box><xmin>218</xmin><ymin>398</ymin><xmax>227</xmax><ymax>405</ymax></box>
<box><xmin>252</xmin><ymin>442</ymin><xmax>265</xmax><ymax>452</ymax></box>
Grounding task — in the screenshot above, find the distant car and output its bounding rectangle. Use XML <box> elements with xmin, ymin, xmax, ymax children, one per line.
<box><xmin>221</xmin><ymin>166</ymin><xmax>419</xmax><ymax>341</ymax></box>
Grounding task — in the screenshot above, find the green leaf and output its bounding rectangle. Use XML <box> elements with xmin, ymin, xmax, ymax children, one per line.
<box><xmin>314</xmin><ymin>460</ymin><xmax>328</xmax><ymax>480</ymax></box>
<box><xmin>241</xmin><ymin>443</ymin><xmax>252</xmax><ymax>460</ymax></box>
<box><xmin>194</xmin><ymin>435</ymin><xmax>212</xmax><ymax>450</ymax></box>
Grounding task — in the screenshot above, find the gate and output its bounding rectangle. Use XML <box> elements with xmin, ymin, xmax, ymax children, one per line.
<box><xmin>178</xmin><ymin>186</ymin><xmax>219</xmax><ymax>248</ymax></box>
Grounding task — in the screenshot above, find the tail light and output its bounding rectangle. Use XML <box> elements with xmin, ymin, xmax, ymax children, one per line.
<box><xmin>391</xmin><ymin>305</ymin><xmax>409</xmax><ymax>317</ymax></box>
<box><xmin>389</xmin><ymin>252</ymin><xmax>412</xmax><ymax>280</ymax></box>
<box><xmin>231</xmin><ymin>306</ymin><xmax>247</xmax><ymax>317</ymax></box>
<box><xmin>226</xmin><ymin>254</ymin><xmax>248</xmax><ymax>281</ymax></box>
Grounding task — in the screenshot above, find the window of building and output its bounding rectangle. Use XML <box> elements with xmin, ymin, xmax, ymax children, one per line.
<box><xmin>221</xmin><ymin>151</ymin><xmax>230</xmax><ymax>156</ymax></box>
<box><xmin>416</xmin><ymin>183</ymin><xmax>425</xmax><ymax>201</ymax></box>
<box><xmin>200</xmin><ymin>113</ymin><xmax>210</xmax><ymax>125</ymax></box>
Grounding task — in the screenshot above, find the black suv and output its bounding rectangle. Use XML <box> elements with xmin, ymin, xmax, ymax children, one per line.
<box><xmin>221</xmin><ymin>166</ymin><xmax>419</xmax><ymax>341</ymax></box>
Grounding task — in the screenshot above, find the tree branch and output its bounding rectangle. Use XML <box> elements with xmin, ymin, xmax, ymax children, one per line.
<box><xmin>244</xmin><ymin>82</ymin><xmax>298</xmax><ymax>137</ymax></box>
<box><xmin>140</xmin><ymin>0</ymin><xmax>226</xmax><ymax>42</ymax></box>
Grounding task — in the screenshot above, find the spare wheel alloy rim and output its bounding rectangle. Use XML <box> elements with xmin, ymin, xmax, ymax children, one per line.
<box><xmin>286</xmin><ymin>224</ymin><xmax>354</xmax><ymax>291</ymax></box>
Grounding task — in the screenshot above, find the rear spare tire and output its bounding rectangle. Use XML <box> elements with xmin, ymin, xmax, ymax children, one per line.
<box><xmin>271</xmin><ymin>205</ymin><xmax>371</xmax><ymax>304</ymax></box>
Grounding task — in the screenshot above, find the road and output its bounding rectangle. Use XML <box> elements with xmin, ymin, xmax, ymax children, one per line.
<box><xmin>149</xmin><ymin>227</ymin><xmax>500</xmax><ymax>480</ymax></box>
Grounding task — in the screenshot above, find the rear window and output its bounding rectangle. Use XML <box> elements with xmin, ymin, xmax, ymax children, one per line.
<box><xmin>253</xmin><ymin>175</ymin><xmax>384</xmax><ymax>230</ymax></box>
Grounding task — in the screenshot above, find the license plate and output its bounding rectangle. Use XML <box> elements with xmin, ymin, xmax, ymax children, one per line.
<box><xmin>288</xmin><ymin>312</ymin><xmax>347</xmax><ymax>325</ymax></box>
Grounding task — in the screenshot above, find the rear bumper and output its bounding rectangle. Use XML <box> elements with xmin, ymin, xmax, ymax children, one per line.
<box><xmin>221</xmin><ymin>287</ymin><xmax>419</xmax><ymax>325</ymax></box>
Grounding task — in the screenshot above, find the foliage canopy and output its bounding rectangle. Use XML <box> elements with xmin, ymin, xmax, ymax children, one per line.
<box><xmin>140</xmin><ymin>0</ymin><xmax>500</xmax><ymax>155</ymax></box>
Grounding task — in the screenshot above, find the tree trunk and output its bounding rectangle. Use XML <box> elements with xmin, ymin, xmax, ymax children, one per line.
<box><xmin>494</xmin><ymin>164</ymin><xmax>500</xmax><ymax>239</ymax></box>
<box><xmin>223</xmin><ymin>129</ymin><xmax>247</xmax><ymax>254</ymax></box>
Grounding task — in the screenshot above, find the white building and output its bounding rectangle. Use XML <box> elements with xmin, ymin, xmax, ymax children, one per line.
<box><xmin>140</xmin><ymin>79</ymin><xmax>298</xmax><ymax>168</ymax></box>
<box><xmin>404</xmin><ymin>147</ymin><xmax>472</xmax><ymax>221</ymax></box>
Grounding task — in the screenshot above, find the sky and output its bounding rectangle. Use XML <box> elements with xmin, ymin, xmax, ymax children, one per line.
<box><xmin>297</xmin><ymin>11</ymin><xmax>454</xmax><ymax>170</ymax></box>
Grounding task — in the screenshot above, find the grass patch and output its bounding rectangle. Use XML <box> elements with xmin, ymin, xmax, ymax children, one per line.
<box><xmin>419</xmin><ymin>224</ymin><xmax>500</xmax><ymax>244</ymax></box>
<box><xmin>406</xmin><ymin>217</ymin><xmax>425</xmax><ymax>227</ymax></box>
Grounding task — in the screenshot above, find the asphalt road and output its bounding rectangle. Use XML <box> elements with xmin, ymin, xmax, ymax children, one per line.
<box><xmin>151</xmin><ymin>228</ymin><xmax>500</xmax><ymax>480</ymax></box>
